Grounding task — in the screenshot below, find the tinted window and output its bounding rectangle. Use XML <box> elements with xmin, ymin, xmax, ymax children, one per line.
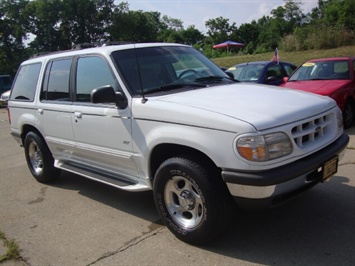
<box><xmin>112</xmin><ymin>46</ymin><xmax>227</xmax><ymax>95</ymax></box>
<box><xmin>42</xmin><ymin>59</ymin><xmax>71</xmax><ymax>101</ymax></box>
<box><xmin>266</xmin><ymin>65</ymin><xmax>283</xmax><ymax>78</ymax></box>
<box><xmin>290</xmin><ymin>60</ymin><xmax>350</xmax><ymax>81</ymax></box>
<box><xmin>284</xmin><ymin>64</ymin><xmax>296</xmax><ymax>76</ymax></box>
<box><xmin>76</xmin><ymin>56</ymin><xmax>117</xmax><ymax>102</ymax></box>
<box><xmin>10</xmin><ymin>63</ymin><xmax>41</xmax><ymax>101</ymax></box>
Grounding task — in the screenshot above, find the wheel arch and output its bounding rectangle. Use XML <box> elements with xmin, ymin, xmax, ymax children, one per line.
<box><xmin>21</xmin><ymin>124</ymin><xmax>44</xmax><ymax>145</ymax></box>
<box><xmin>149</xmin><ymin>143</ymin><xmax>220</xmax><ymax>182</ymax></box>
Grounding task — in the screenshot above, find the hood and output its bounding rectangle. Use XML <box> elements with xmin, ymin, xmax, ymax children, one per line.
<box><xmin>137</xmin><ymin>83</ymin><xmax>337</xmax><ymax>131</ymax></box>
<box><xmin>281</xmin><ymin>80</ymin><xmax>350</xmax><ymax>95</ymax></box>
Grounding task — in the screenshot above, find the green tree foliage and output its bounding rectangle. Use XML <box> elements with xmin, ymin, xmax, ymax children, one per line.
<box><xmin>25</xmin><ymin>0</ymin><xmax>63</xmax><ymax>51</ymax></box>
<box><xmin>0</xmin><ymin>0</ymin><xmax>29</xmax><ymax>75</ymax></box>
<box><xmin>282</xmin><ymin>0</ymin><xmax>355</xmax><ymax>51</ymax></box>
<box><xmin>205</xmin><ymin>16</ymin><xmax>237</xmax><ymax>44</ymax></box>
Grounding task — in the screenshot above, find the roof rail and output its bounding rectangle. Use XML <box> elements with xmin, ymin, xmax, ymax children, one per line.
<box><xmin>29</xmin><ymin>41</ymin><xmax>136</xmax><ymax>58</ymax></box>
<box><xmin>30</xmin><ymin>50</ymin><xmax>68</xmax><ymax>59</ymax></box>
<box><xmin>101</xmin><ymin>41</ymin><xmax>135</xmax><ymax>46</ymax></box>
<box><xmin>72</xmin><ymin>43</ymin><xmax>96</xmax><ymax>50</ymax></box>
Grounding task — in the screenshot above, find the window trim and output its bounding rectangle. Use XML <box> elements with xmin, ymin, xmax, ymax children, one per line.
<box><xmin>72</xmin><ymin>54</ymin><xmax>120</xmax><ymax>104</ymax></box>
<box><xmin>41</xmin><ymin>57</ymin><xmax>73</xmax><ymax>102</ymax></box>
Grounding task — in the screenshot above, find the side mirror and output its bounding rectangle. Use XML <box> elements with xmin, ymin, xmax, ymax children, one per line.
<box><xmin>91</xmin><ymin>85</ymin><xmax>128</xmax><ymax>109</ymax></box>
<box><xmin>283</xmin><ymin>77</ymin><xmax>289</xmax><ymax>83</ymax></box>
<box><xmin>225</xmin><ymin>71</ymin><xmax>234</xmax><ymax>79</ymax></box>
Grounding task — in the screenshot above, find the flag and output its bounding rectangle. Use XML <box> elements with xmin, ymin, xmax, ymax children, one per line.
<box><xmin>272</xmin><ymin>47</ymin><xmax>279</xmax><ymax>62</ymax></box>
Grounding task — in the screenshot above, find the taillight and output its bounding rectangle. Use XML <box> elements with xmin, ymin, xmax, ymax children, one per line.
<box><xmin>7</xmin><ymin>107</ymin><xmax>11</xmax><ymax>124</ymax></box>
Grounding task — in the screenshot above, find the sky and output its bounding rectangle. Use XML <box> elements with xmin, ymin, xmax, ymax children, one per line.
<box><xmin>120</xmin><ymin>0</ymin><xmax>319</xmax><ymax>33</ymax></box>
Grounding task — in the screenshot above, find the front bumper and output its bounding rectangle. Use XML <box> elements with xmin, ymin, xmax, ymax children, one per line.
<box><xmin>222</xmin><ymin>133</ymin><xmax>349</xmax><ymax>209</ymax></box>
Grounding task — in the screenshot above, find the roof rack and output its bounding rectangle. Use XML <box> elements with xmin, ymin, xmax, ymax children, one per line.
<box><xmin>30</xmin><ymin>50</ymin><xmax>69</xmax><ymax>59</ymax></box>
<box><xmin>72</xmin><ymin>43</ymin><xmax>96</xmax><ymax>50</ymax></box>
<box><xmin>73</xmin><ymin>41</ymin><xmax>135</xmax><ymax>49</ymax></box>
<box><xmin>30</xmin><ymin>41</ymin><xmax>136</xmax><ymax>58</ymax></box>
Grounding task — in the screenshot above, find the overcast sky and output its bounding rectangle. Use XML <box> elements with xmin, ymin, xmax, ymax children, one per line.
<box><xmin>121</xmin><ymin>0</ymin><xmax>319</xmax><ymax>33</ymax></box>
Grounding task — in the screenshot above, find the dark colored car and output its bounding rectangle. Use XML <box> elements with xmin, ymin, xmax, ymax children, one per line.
<box><xmin>0</xmin><ymin>75</ymin><xmax>13</xmax><ymax>94</ymax></box>
<box><xmin>281</xmin><ymin>57</ymin><xmax>355</xmax><ymax>128</ymax></box>
<box><xmin>226</xmin><ymin>61</ymin><xmax>296</xmax><ymax>86</ymax></box>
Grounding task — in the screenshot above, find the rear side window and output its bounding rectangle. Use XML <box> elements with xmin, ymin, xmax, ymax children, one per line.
<box><xmin>42</xmin><ymin>58</ymin><xmax>71</xmax><ymax>101</ymax></box>
<box><xmin>10</xmin><ymin>63</ymin><xmax>42</xmax><ymax>101</ymax></box>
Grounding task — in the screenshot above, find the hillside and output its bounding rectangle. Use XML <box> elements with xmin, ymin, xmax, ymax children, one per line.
<box><xmin>211</xmin><ymin>46</ymin><xmax>355</xmax><ymax>68</ymax></box>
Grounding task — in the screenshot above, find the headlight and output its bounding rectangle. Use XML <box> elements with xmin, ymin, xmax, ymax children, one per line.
<box><xmin>236</xmin><ymin>132</ymin><xmax>293</xmax><ymax>162</ymax></box>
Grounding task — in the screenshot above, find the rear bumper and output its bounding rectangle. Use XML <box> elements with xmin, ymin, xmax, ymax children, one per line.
<box><xmin>222</xmin><ymin>133</ymin><xmax>349</xmax><ymax>209</ymax></box>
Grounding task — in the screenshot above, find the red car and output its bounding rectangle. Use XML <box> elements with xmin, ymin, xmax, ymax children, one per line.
<box><xmin>281</xmin><ymin>57</ymin><xmax>355</xmax><ymax>128</ymax></box>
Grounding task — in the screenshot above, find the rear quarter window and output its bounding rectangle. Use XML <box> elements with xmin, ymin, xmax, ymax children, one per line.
<box><xmin>10</xmin><ymin>63</ymin><xmax>42</xmax><ymax>101</ymax></box>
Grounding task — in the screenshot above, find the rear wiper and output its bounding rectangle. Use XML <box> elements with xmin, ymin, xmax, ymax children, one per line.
<box><xmin>144</xmin><ymin>83</ymin><xmax>206</xmax><ymax>94</ymax></box>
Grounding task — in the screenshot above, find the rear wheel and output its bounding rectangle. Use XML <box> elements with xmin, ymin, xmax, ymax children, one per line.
<box><xmin>24</xmin><ymin>132</ymin><xmax>61</xmax><ymax>183</ymax></box>
<box><xmin>343</xmin><ymin>100</ymin><xmax>354</xmax><ymax>129</ymax></box>
<box><xmin>153</xmin><ymin>157</ymin><xmax>233</xmax><ymax>245</ymax></box>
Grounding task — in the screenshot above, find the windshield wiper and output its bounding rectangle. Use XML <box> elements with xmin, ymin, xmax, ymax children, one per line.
<box><xmin>195</xmin><ymin>75</ymin><xmax>238</xmax><ymax>83</ymax></box>
<box><xmin>195</xmin><ymin>76</ymin><xmax>224</xmax><ymax>82</ymax></box>
<box><xmin>144</xmin><ymin>83</ymin><xmax>207</xmax><ymax>95</ymax></box>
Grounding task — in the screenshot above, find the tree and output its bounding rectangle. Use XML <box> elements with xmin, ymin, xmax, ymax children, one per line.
<box><xmin>110</xmin><ymin>8</ymin><xmax>161</xmax><ymax>42</ymax></box>
<box><xmin>180</xmin><ymin>25</ymin><xmax>204</xmax><ymax>45</ymax></box>
<box><xmin>0</xmin><ymin>0</ymin><xmax>29</xmax><ymax>75</ymax></box>
<box><xmin>25</xmin><ymin>0</ymin><xmax>63</xmax><ymax>52</ymax></box>
<box><xmin>205</xmin><ymin>17</ymin><xmax>237</xmax><ymax>44</ymax></box>
<box><xmin>237</xmin><ymin>21</ymin><xmax>260</xmax><ymax>53</ymax></box>
<box><xmin>60</xmin><ymin>0</ymin><xmax>115</xmax><ymax>47</ymax></box>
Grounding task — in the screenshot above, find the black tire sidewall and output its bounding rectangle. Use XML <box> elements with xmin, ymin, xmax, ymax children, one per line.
<box><xmin>153</xmin><ymin>157</ymin><xmax>231</xmax><ymax>244</ymax></box>
<box><xmin>343</xmin><ymin>101</ymin><xmax>354</xmax><ymax>129</ymax></box>
<box><xmin>24</xmin><ymin>132</ymin><xmax>59</xmax><ymax>183</ymax></box>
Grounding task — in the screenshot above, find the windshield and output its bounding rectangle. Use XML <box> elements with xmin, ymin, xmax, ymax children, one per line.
<box><xmin>111</xmin><ymin>45</ymin><xmax>232</xmax><ymax>96</ymax></box>
<box><xmin>289</xmin><ymin>60</ymin><xmax>350</xmax><ymax>81</ymax></box>
<box><xmin>227</xmin><ymin>64</ymin><xmax>265</xmax><ymax>82</ymax></box>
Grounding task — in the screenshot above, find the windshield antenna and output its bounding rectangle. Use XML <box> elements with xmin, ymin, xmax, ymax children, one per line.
<box><xmin>134</xmin><ymin>44</ymin><xmax>148</xmax><ymax>104</ymax></box>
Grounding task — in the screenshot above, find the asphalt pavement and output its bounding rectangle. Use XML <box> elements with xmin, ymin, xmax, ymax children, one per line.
<box><xmin>0</xmin><ymin>107</ymin><xmax>354</xmax><ymax>266</ymax></box>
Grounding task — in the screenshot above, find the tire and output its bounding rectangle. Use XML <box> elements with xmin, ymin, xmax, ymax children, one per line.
<box><xmin>24</xmin><ymin>132</ymin><xmax>61</xmax><ymax>183</ymax></box>
<box><xmin>343</xmin><ymin>100</ymin><xmax>354</xmax><ymax>129</ymax></box>
<box><xmin>153</xmin><ymin>157</ymin><xmax>233</xmax><ymax>245</ymax></box>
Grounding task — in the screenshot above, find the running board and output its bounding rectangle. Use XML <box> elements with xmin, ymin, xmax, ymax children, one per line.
<box><xmin>58</xmin><ymin>161</ymin><xmax>137</xmax><ymax>188</ymax></box>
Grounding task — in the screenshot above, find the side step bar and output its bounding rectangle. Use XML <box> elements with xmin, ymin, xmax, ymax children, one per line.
<box><xmin>58</xmin><ymin>162</ymin><xmax>137</xmax><ymax>188</ymax></box>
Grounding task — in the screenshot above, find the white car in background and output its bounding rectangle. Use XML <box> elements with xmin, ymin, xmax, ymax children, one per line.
<box><xmin>0</xmin><ymin>90</ymin><xmax>10</xmax><ymax>107</ymax></box>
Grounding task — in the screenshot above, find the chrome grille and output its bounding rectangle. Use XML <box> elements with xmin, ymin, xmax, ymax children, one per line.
<box><xmin>291</xmin><ymin>114</ymin><xmax>333</xmax><ymax>148</ymax></box>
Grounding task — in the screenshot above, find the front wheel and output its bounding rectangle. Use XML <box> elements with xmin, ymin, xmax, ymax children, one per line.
<box><xmin>153</xmin><ymin>157</ymin><xmax>233</xmax><ymax>245</ymax></box>
<box><xmin>24</xmin><ymin>132</ymin><xmax>61</xmax><ymax>183</ymax></box>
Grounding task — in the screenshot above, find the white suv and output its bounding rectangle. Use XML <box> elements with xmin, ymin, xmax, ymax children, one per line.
<box><xmin>8</xmin><ymin>43</ymin><xmax>349</xmax><ymax>244</ymax></box>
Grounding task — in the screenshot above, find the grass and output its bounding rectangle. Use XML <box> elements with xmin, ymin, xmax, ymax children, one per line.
<box><xmin>211</xmin><ymin>45</ymin><xmax>355</xmax><ymax>68</ymax></box>
<box><xmin>0</xmin><ymin>231</ymin><xmax>20</xmax><ymax>262</ymax></box>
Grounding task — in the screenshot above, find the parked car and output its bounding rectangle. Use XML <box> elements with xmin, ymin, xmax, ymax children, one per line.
<box><xmin>0</xmin><ymin>90</ymin><xmax>10</xmax><ymax>107</ymax></box>
<box><xmin>8</xmin><ymin>43</ymin><xmax>348</xmax><ymax>244</ymax></box>
<box><xmin>0</xmin><ymin>75</ymin><xmax>13</xmax><ymax>95</ymax></box>
<box><xmin>281</xmin><ymin>57</ymin><xmax>355</xmax><ymax>128</ymax></box>
<box><xmin>226</xmin><ymin>61</ymin><xmax>296</xmax><ymax>85</ymax></box>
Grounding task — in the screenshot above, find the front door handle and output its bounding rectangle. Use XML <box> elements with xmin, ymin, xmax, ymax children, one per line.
<box><xmin>74</xmin><ymin>112</ymin><xmax>82</xmax><ymax>119</ymax></box>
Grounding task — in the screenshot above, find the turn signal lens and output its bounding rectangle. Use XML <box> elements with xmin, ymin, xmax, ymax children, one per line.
<box><xmin>237</xmin><ymin>132</ymin><xmax>293</xmax><ymax>162</ymax></box>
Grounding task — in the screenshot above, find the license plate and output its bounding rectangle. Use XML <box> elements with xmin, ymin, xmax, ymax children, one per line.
<box><xmin>321</xmin><ymin>156</ymin><xmax>339</xmax><ymax>182</ymax></box>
